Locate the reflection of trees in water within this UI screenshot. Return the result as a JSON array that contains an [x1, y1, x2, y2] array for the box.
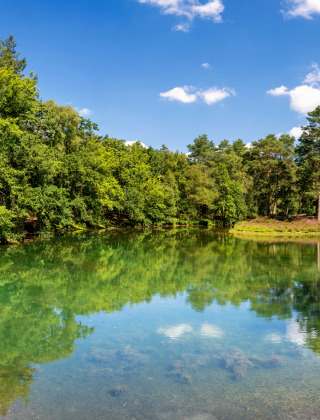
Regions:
[[1, 229, 320, 413], [0, 363, 34, 417]]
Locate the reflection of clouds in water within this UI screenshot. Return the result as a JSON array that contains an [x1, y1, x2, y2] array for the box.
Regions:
[[265, 320, 317, 347], [286, 320, 306, 346], [157, 323, 223, 340], [265, 333, 282, 344], [157, 324, 193, 340], [200, 324, 223, 338], [286, 319, 316, 346]]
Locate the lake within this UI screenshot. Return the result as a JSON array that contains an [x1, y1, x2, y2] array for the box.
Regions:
[[1, 228, 320, 419]]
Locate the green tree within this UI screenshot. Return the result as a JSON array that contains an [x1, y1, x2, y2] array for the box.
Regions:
[[0, 35, 26, 73], [185, 164, 217, 217], [248, 134, 297, 217], [296, 106, 320, 219], [187, 134, 215, 165], [213, 164, 246, 224]]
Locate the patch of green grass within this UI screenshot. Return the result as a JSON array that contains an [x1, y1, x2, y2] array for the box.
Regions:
[[231, 217, 320, 235]]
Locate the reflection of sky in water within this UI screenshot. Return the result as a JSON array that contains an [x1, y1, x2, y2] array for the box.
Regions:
[[200, 323, 223, 338], [157, 324, 193, 340], [265, 319, 317, 346], [157, 323, 223, 340]]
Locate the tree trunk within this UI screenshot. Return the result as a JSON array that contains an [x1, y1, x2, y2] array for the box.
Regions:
[[272, 199, 277, 216], [318, 192, 320, 221], [267, 193, 271, 216]]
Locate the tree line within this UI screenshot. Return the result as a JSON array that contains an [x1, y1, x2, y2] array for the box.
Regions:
[[0, 36, 320, 242]]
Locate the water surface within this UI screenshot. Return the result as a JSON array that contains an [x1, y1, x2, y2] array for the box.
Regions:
[[1, 229, 320, 419]]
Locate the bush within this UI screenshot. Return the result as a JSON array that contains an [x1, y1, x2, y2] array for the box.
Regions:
[[0, 206, 15, 243]]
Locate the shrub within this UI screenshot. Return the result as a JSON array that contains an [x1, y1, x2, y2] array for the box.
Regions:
[[0, 206, 15, 243]]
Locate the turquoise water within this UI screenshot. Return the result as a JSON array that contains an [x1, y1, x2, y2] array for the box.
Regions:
[[1, 229, 320, 419]]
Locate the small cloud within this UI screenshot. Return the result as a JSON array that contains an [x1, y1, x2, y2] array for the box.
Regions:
[[267, 64, 320, 115], [267, 86, 289, 96], [125, 140, 148, 148], [200, 87, 235, 105], [288, 126, 303, 139], [282, 0, 320, 19], [160, 86, 197, 103], [157, 324, 193, 340], [173, 23, 190, 32], [78, 108, 92, 117], [276, 133, 283, 138], [201, 62, 212, 70]]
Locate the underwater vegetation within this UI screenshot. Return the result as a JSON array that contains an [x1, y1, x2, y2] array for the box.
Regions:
[[218, 349, 281, 380]]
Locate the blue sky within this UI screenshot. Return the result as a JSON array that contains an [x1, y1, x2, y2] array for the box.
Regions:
[[1, 0, 320, 151]]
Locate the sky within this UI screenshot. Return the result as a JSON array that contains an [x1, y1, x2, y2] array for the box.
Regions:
[[0, 0, 320, 151]]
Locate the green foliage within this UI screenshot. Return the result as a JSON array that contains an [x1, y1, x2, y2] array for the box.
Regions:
[[185, 164, 217, 216], [0, 67, 38, 119], [0, 35, 27, 73], [214, 164, 246, 224], [0, 206, 15, 243], [248, 134, 297, 217], [187, 134, 215, 164], [296, 106, 320, 217]]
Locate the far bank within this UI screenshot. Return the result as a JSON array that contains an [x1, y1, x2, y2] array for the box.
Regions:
[[231, 216, 320, 235]]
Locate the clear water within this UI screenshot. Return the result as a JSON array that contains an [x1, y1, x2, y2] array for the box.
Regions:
[[1, 229, 320, 419]]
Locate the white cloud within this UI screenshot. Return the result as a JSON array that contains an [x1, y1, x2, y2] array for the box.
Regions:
[[201, 62, 212, 69], [267, 64, 320, 114], [288, 85, 320, 114], [78, 108, 92, 117], [137, 0, 224, 29], [173, 22, 190, 31], [304, 63, 320, 86], [283, 0, 320, 19], [192, 0, 224, 21], [267, 85, 289, 96], [288, 126, 303, 139], [160, 86, 197, 103], [201, 87, 235, 105], [125, 140, 148, 148], [160, 85, 235, 105]]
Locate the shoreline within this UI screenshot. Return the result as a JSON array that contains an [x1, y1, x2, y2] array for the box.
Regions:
[[230, 216, 320, 236]]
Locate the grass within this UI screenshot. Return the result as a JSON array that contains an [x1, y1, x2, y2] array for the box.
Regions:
[[230, 216, 320, 235]]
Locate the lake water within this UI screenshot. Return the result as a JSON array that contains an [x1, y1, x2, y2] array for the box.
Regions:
[[1, 229, 320, 419]]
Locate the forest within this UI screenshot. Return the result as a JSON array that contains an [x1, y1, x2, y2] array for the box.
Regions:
[[1, 36, 320, 243]]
